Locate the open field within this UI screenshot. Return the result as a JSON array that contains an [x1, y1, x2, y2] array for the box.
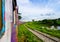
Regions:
[[25, 21, 60, 38]]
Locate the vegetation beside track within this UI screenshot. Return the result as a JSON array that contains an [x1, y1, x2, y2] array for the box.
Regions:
[[18, 24, 43, 42], [25, 21, 60, 39]]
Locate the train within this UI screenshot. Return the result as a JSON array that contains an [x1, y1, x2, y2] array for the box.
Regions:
[[0, 0, 18, 42]]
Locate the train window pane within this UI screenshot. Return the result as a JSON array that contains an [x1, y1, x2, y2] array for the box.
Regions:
[[0, 0, 2, 31], [0, 0, 5, 38]]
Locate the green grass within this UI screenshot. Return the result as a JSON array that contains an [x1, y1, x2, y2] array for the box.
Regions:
[[18, 24, 43, 42], [57, 20, 60, 24], [25, 22, 60, 39]]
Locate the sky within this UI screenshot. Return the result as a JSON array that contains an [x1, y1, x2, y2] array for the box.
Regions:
[[17, 0, 60, 21]]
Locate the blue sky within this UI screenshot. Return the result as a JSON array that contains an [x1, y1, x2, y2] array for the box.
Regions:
[[17, 0, 60, 21]]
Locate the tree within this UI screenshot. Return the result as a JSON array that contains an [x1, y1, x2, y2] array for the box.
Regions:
[[18, 16, 22, 19], [42, 19, 47, 23], [32, 19, 34, 22], [18, 13, 22, 19]]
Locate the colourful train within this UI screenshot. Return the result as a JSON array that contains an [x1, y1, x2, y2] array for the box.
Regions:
[[0, 0, 2, 31], [0, 0, 5, 38], [0, 0, 18, 42]]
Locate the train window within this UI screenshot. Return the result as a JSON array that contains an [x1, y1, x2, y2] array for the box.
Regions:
[[0, 0, 2, 32], [0, 0, 5, 38]]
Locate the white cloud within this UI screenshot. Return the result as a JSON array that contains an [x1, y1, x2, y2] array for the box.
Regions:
[[17, 0, 60, 21], [17, 0, 29, 4], [22, 7, 54, 14]]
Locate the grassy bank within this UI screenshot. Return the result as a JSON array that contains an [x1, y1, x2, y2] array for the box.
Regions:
[[25, 22, 60, 39], [18, 24, 43, 42]]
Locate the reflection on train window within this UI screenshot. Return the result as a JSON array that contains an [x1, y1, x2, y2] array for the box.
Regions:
[[0, 0, 2, 32], [0, 0, 5, 38]]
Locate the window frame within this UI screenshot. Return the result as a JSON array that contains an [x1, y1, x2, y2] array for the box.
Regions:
[[0, 0, 5, 38]]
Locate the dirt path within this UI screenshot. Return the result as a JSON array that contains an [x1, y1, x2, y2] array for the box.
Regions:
[[26, 28, 60, 42]]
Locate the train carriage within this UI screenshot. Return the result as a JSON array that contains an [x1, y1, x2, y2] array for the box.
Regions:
[[0, 0, 18, 42]]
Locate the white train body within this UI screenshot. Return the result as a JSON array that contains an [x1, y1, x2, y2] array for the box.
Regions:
[[0, 0, 18, 42]]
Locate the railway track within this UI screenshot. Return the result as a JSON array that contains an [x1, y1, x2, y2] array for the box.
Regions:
[[24, 25, 60, 42]]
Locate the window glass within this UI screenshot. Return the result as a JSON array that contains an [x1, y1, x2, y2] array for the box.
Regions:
[[0, 0, 5, 38], [0, 0, 2, 31]]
